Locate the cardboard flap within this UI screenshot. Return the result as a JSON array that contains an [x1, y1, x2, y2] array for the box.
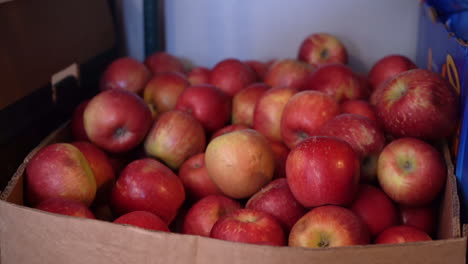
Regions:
[[0, 0, 115, 110], [438, 142, 461, 239]]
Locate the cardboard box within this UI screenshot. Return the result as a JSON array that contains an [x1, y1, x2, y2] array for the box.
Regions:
[[416, 2, 468, 221], [0, 123, 465, 263], [0, 1, 466, 263]]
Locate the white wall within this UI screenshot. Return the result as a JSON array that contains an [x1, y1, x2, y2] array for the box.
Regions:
[[164, 0, 420, 73], [115, 0, 145, 61]]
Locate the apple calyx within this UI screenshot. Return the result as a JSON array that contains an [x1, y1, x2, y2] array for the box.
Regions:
[[113, 127, 128, 139], [318, 232, 331, 248], [397, 157, 415, 173], [296, 131, 309, 141], [320, 49, 329, 60]]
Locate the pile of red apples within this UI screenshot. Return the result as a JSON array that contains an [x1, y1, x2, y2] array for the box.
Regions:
[[26, 32, 459, 248]]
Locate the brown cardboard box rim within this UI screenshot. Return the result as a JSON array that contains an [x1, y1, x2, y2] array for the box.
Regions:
[[0, 122, 466, 264], [0, 0, 466, 262]]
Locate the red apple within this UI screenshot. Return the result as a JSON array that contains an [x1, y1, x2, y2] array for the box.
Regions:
[[303, 64, 368, 102], [205, 129, 275, 199], [143, 71, 189, 115], [375, 69, 459, 140], [232, 82, 269, 127], [209, 58, 256, 96], [83, 89, 153, 153], [358, 74, 373, 95], [369, 81, 385, 106], [399, 204, 438, 236], [114, 211, 170, 232], [144, 110, 206, 170], [350, 184, 399, 237], [71, 141, 115, 204], [210, 208, 286, 246], [187, 66, 211, 85], [253, 86, 298, 142], [246, 178, 306, 232], [340, 99, 379, 124], [317, 114, 385, 158], [210, 124, 250, 141], [316, 114, 385, 183], [244, 60, 268, 81], [289, 205, 369, 248], [269, 140, 289, 179], [368, 54, 417, 90], [26, 143, 96, 206], [280, 90, 340, 149], [111, 158, 185, 224], [175, 84, 232, 133], [183, 195, 242, 237], [375, 225, 432, 244], [178, 153, 223, 201], [144, 51, 185, 74], [297, 33, 348, 67], [286, 136, 360, 207], [377, 137, 446, 206], [36, 198, 95, 219], [70, 100, 90, 141], [264, 59, 314, 90], [100, 57, 152, 94]]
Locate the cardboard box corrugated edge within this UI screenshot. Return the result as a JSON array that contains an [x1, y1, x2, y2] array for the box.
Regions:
[[0, 124, 465, 264]]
